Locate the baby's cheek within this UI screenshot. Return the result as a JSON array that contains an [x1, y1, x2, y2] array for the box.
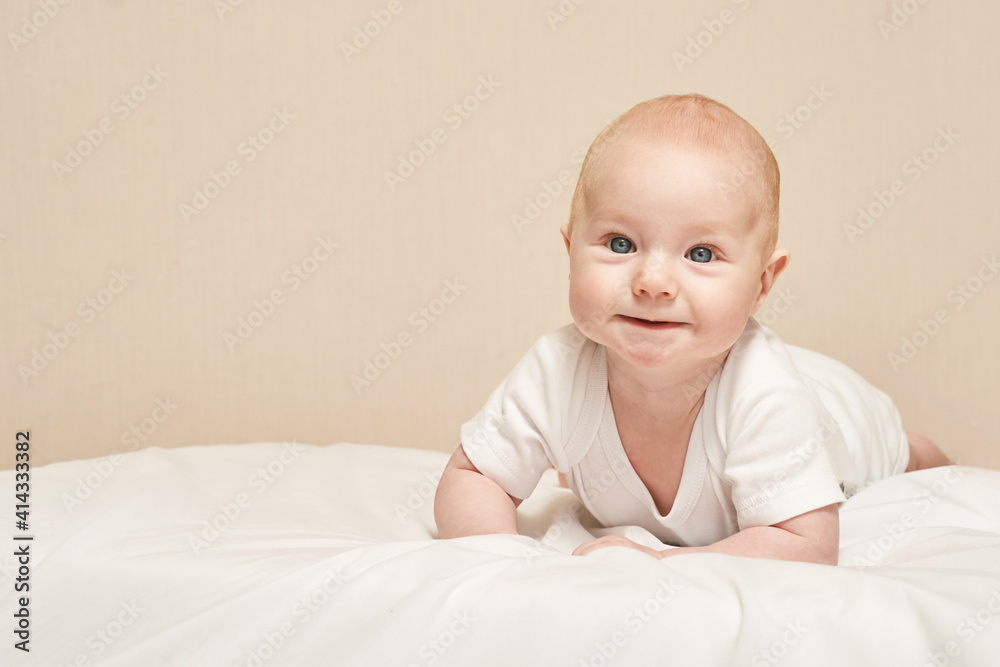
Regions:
[[568, 295, 597, 339], [699, 288, 748, 333]]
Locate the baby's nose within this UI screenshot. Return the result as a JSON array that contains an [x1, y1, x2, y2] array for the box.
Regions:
[[634, 254, 677, 297]]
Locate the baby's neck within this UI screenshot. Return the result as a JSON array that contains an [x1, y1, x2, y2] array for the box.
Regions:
[[606, 353, 727, 425]]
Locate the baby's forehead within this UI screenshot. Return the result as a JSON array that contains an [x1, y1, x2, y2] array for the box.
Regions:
[[587, 132, 757, 206], [602, 120, 757, 167], [587, 133, 771, 237]]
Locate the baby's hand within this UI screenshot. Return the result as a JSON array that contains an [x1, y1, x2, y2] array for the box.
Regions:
[[573, 535, 664, 559]]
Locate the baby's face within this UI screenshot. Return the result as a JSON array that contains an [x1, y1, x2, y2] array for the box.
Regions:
[[562, 137, 774, 373]]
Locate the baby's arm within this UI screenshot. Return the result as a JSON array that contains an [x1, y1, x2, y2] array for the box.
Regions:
[[664, 504, 840, 564], [573, 504, 840, 565], [434, 444, 522, 538]]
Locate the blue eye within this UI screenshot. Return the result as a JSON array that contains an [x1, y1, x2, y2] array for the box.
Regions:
[[688, 246, 713, 263], [609, 237, 634, 254]]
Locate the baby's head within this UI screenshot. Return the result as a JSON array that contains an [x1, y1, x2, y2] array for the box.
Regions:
[[566, 94, 780, 264], [560, 94, 789, 371]]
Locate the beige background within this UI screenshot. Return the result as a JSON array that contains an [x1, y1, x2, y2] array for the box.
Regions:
[[2, 1, 998, 470]]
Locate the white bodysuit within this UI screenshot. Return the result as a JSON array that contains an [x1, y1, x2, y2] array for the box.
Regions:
[[460, 318, 910, 547]]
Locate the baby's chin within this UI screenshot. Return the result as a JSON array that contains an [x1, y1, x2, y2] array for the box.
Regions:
[[613, 340, 685, 366], [605, 329, 739, 375]]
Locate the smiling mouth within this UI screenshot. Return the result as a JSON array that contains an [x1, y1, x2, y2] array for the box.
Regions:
[[619, 316, 686, 329]]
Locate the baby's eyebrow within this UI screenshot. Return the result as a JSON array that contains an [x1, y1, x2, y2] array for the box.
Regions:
[[586, 207, 636, 226], [586, 210, 742, 241], [682, 219, 737, 236]]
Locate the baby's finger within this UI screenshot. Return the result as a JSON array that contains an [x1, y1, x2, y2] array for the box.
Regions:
[[572, 535, 626, 556]]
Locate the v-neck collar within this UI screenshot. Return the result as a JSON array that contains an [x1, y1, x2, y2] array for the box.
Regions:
[[594, 344, 712, 524]]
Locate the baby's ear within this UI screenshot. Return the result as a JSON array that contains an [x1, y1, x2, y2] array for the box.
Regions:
[[560, 223, 571, 254], [753, 248, 790, 311]]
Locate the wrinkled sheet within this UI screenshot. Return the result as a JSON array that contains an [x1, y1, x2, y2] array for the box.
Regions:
[[2, 442, 999, 666]]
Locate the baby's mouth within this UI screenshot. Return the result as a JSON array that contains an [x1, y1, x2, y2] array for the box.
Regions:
[[619, 315, 686, 329]]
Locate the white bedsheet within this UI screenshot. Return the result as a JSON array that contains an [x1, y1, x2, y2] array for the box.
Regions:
[[2, 442, 999, 666]]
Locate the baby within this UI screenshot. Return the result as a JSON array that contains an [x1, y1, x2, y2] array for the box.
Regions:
[[433, 94, 950, 564]]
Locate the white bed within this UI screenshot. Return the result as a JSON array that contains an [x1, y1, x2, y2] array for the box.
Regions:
[[2, 442, 999, 666]]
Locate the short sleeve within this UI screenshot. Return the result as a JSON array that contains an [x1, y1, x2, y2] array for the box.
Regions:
[[459, 332, 578, 500], [723, 380, 848, 529]]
